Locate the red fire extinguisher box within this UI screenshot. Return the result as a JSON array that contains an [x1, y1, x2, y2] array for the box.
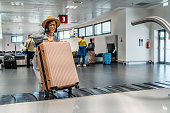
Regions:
[[146, 41, 150, 48]]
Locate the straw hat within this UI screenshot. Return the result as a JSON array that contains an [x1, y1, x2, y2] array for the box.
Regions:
[[42, 16, 61, 28]]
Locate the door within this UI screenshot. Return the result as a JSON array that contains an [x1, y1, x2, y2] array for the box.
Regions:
[[158, 30, 170, 64], [166, 32, 170, 63], [158, 30, 165, 63]]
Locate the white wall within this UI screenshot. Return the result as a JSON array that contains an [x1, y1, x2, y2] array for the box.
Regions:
[[2, 34, 28, 51], [62, 8, 126, 58], [151, 4, 170, 62], [112, 9, 126, 61], [63, 8, 152, 62], [63, 38, 79, 51], [0, 14, 2, 51], [0, 39, 2, 51], [63, 35, 109, 54], [2, 23, 41, 51], [126, 8, 151, 62]]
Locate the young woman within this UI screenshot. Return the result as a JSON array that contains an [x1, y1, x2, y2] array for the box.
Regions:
[[31, 16, 61, 91], [32, 16, 61, 44]]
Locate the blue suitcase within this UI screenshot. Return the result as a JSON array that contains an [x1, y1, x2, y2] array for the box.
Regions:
[[103, 53, 111, 64]]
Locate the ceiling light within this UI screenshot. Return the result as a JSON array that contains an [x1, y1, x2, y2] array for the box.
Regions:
[[15, 2, 20, 6], [163, 2, 168, 6], [66, 6, 77, 9], [66, 6, 70, 8], [163, 0, 168, 2], [162, 0, 168, 6], [20, 3, 24, 6], [11, 2, 24, 6], [11, 2, 14, 6], [70, 6, 74, 8], [73, 6, 77, 9]]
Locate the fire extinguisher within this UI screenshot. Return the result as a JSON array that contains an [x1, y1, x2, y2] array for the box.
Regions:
[[146, 41, 150, 48]]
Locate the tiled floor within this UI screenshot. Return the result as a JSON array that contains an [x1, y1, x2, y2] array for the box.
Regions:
[[0, 63, 170, 95]]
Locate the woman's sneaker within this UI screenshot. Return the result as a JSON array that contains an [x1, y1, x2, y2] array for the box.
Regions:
[[83, 64, 86, 67], [77, 65, 81, 67]]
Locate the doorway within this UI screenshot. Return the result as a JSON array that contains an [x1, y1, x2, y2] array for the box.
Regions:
[[158, 29, 170, 64]]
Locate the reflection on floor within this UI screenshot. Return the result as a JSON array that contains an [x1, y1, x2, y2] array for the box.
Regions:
[[0, 81, 170, 106]]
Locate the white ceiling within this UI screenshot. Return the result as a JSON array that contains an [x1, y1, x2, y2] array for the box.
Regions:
[[0, 0, 164, 35]]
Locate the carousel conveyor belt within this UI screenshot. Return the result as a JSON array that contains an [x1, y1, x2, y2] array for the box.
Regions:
[[1, 81, 170, 106]]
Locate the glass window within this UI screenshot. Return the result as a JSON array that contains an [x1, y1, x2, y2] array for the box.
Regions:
[[58, 31, 64, 40], [70, 28, 78, 38], [102, 21, 111, 34], [64, 30, 70, 39], [11, 36, 23, 43], [11, 36, 17, 43], [94, 23, 101, 35], [74, 28, 78, 38], [17, 36, 23, 42], [79, 27, 85, 37], [85, 25, 93, 36]]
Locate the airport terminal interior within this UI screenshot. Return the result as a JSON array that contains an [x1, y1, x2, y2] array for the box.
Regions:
[[1, 0, 170, 113]]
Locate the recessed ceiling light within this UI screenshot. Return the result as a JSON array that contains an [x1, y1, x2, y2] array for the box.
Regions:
[[66, 6, 77, 9], [73, 6, 77, 9], [21, 3, 24, 6], [11, 2, 24, 6], [15, 2, 20, 6], [66, 6, 70, 8], [70, 6, 74, 8], [11, 2, 14, 6]]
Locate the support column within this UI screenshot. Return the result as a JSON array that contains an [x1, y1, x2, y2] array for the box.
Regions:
[[0, 14, 2, 50]]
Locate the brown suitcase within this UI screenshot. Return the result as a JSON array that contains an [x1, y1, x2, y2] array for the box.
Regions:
[[36, 42, 79, 92]]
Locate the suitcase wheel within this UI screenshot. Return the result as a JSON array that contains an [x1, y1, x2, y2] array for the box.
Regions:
[[75, 82, 80, 89]]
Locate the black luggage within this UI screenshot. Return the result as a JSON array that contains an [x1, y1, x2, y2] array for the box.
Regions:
[[4, 54, 17, 69]]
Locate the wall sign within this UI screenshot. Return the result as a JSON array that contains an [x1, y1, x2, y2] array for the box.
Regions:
[[139, 39, 143, 46], [58, 15, 68, 24]]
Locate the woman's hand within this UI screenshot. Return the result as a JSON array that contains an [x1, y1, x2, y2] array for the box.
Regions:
[[46, 37, 54, 42]]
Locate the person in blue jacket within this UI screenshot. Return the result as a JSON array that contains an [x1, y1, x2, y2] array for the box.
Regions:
[[77, 36, 87, 67]]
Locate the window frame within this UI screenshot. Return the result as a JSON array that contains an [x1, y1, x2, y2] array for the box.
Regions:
[[85, 25, 93, 37], [94, 22, 102, 36], [58, 31, 64, 40], [101, 20, 111, 35], [63, 30, 70, 39], [11, 36, 23, 43], [69, 28, 79, 38], [78, 27, 85, 38]]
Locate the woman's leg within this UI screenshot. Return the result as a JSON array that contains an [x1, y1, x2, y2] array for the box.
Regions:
[[32, 53, 42, 92], [77, 56, 81, 67], [78, 56, 81, 64], [82, 56, 86, 67], [82, 56, 85, 64]]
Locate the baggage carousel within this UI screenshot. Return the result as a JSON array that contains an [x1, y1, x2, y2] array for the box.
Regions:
[[0, 85, 170, 113], [1, 81, 170, 106]]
